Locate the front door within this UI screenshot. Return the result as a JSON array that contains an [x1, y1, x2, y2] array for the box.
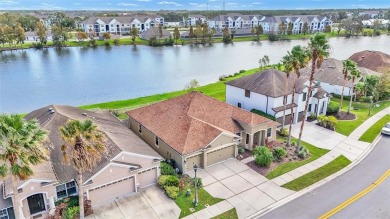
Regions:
[[27, 194, 46, 215]]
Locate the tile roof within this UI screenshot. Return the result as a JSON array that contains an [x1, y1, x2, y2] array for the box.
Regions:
[[127, 92, 276, 155], [349, 50, 390, 72], [140, 27, 171, 40]]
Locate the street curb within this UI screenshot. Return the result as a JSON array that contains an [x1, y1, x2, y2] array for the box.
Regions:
[[246, 134, 382, 219]]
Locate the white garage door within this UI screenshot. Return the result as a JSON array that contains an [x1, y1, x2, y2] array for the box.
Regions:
[[138, 167, 157, 188], [207, 145, 235, 166], [88, 176, 135, 206]]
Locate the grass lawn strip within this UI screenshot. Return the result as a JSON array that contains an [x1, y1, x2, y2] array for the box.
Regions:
[[266, 136, 329, 179], [359, 114, 390, 143], [331, 98, 390, 136], [175, 186, 223, 218], [211, 208, 238, 219], [281, 155, 351, 191]]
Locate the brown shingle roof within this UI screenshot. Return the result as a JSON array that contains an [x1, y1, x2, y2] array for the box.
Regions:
[[349, 50, 390, 72], [127, 92, 276, 155]]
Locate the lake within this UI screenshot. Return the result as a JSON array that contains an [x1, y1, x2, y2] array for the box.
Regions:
[[1, 35, 389, 113]]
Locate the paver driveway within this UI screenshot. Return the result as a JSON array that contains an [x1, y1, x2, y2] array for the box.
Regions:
[[188, 159, 295, 219], [86, 184, 180, 219]]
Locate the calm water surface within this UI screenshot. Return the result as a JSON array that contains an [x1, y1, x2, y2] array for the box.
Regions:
[[1, 35, 389, 113]]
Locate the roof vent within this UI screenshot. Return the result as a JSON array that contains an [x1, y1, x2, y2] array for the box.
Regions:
[[328, 66, 336, 68], [361, 56, 365, 58], [82, 113, 88, 116], [48, 107, 53, 111], [49, 109, 55, 114]]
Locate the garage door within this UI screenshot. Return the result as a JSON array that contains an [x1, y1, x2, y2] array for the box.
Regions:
[[277, 112, 305, 125], [138, 167, 157, 188], [185, 154, 202, 172], [88, 176, 135, 206], [207, 145, 235, 166]]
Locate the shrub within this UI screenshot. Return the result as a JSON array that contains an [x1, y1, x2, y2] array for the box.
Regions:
[[268, 34, 279, 41], [331, 93, 351, 101], [32, 42, 44, 49], [308, 114, 317, 120], [317, 114, 328, 127], [327, 116, 338, 129], [160, 175, 179, 187], [164, 186, 179, 199], [327, 101, 339, 114], [113, 39, 120, 45], [298, 146, 310, 159], [239, 70, 246, 73], [104, 41, 110, 46], [219, 75, 227, 81], [238, 146, 245, 154], [55, 196, 79, 207], [374, 30, 381, 36], [65, 206, 79, 219], [253, 146, 273, 167], [279, 127, 289, 137], [273, 147, 287, 161], [161, 162, 176, 175], [89, 39, 97, 47]]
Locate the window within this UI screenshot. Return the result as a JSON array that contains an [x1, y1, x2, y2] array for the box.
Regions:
[[245, 90, 251, 98], [56, 181, 77, 199], [245, 133, 249, 144], [302, 92, 307, 101], [309, 104, 312, 112], [155, 136, 159, 146], [237, 103, 242, 108], [138, 123, 142, 134], [267, 128, 272, 137]]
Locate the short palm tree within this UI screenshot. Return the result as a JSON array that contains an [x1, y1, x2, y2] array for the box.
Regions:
[[0, 114, 49, 219], [281, 55, 294, 129], [287, 46, 311, 148], [339, 59, 357, 113], [347, 67, 362, 114], [60, 119, 107, 219], [297, 33, 330, 148]]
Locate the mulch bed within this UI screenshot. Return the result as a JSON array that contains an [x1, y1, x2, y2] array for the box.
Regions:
[[236, 150, 252, 161], [245, 141, 308, 176], [332, 111, 357, 121]]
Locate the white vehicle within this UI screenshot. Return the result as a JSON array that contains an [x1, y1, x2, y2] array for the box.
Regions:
[[381, 123, 390, 135]]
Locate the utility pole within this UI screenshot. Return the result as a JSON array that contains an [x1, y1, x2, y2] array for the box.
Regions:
[[223, 1, 225, 11]]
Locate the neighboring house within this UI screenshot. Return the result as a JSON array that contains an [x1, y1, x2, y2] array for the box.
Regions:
[[362, 19, 389, 27], [359, 10, 383, 19], [25, 31, 53, 42], [184, 15, 208, 26], [126, 92, 279, 173], [208, 13, 264, 30], [271, 15, 332, 34], [139, 27, 171, 40], [226, 69, 330, 125], [349, 50, 390, 72], [0, 105, 162, 218], [80, 15, 164, 36], [300, 58, 381, 96]]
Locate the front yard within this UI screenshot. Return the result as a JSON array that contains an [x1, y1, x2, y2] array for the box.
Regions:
[[359, 114, 390, 143], [330, 98, 390, 136]]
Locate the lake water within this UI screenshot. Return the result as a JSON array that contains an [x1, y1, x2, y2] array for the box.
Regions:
[[1, 35, 390, 113]]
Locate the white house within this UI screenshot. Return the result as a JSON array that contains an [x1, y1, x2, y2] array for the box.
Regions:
[[226, 69, 330, 125], [184, 15, 208, 26], [208, 13, 264, 30], [300, 58, 380, 97]]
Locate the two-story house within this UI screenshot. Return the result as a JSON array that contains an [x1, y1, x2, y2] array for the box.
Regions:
[[184, 15, 208, 26]]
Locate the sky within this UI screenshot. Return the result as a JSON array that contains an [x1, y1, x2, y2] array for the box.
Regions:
[[0, 0, 389, 11]]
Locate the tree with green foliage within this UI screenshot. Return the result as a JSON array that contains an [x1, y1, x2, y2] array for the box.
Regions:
[[0, 114, 49, 219], [337, 23, 344, 35], [173, 27, 180, 45], [102, 32, 111, 40], [377, 71, 390, 100], [60, 120, 107, 219], [184, 79, 199, 91], [0, 26, 5, 47], [253, 25, 263, 41], [14, 25, 25, 47], [259, 55, 270, 68], [347, 67, 361, 114], [189, 26, 194, 42], [3, 26, 15, 47], [297, 33, 330, 149], [339, 59, 357, 112], [278, 22, 287, 35], [76, 32, 88, 42], [34, 21, 47, 45], [131, 27, 139, 44], [302, 22, 309, 35], [52, 24, 69, 48], [281, 54, 293, 130], [324, 25, 331, 33], [222, 26, 231, 44], [287, 22, 293, 35]]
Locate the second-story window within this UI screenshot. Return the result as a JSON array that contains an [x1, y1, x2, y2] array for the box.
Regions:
[[155, 136, 159, 146], [138, 123, 142, 134], [245, 90, 251, 98], [302, 92, 307, 101]]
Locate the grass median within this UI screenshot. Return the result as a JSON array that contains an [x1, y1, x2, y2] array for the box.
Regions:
[[281, 155, 351, 191], [359, 114, 390, 143], [211, 208, 238, 219]]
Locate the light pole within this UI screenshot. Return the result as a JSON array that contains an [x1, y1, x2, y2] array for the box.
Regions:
[[193, 164, 198, 207], [368, 96, 373, 116]]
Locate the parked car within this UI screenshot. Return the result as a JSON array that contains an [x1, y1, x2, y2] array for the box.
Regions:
[[381, 123, 390, 135]]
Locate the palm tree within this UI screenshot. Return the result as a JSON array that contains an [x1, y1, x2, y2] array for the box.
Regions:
[[297, 33, 330, 149], [0, 114, 49, 219], [281, 55, 294, 130], [60, 119, 107, 219], [347, 67, 362, 114], [287, 46, 311, 147], [339, 59, 356, 113]]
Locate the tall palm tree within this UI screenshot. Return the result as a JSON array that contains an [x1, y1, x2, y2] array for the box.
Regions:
[[297, 33, 330, 149], [60, 119, 107, 219], [347, 67, 362, 114], [339, 59, 357, 113], [281, 55, 294, 129], [0, 114, 49, 219], [287, 46, 311, 147]]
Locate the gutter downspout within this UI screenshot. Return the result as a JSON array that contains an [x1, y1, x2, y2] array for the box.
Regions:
[[266, 96, 269, 114]]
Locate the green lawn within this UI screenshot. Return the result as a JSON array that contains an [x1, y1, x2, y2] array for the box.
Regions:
[[331, 98, 390, 136], [282, 155, 351, 191], [359, 114, 390, 143], [175, 187, 223, 218], [81, 67, 263, 118], [211, 208, 238, 219], [265, 136, 329, 179]]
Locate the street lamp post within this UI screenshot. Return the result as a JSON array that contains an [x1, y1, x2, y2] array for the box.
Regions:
[[193, 164, 198, 207], [368, 96, 373, 116]]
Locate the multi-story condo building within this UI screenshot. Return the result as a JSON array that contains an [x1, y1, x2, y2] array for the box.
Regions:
[[208, 13, 264, 30], [184, 15, 208, 26]]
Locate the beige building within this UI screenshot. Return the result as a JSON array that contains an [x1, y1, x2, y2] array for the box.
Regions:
[[127, 92, 279, 174], [0, 105, 162, 219]]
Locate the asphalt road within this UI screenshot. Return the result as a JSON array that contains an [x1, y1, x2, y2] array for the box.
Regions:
[[260, 135, 390, 219]]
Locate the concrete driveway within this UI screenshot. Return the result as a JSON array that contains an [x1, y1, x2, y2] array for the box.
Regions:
[[188, 159, 295, 219], [86, 185, 180, 219]]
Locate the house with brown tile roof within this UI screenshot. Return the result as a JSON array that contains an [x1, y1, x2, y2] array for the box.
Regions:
[[226, 69, 330, 126], [126, 92, 279, 173], [1, 105, 162, 219], [349, 50, 390, 73]]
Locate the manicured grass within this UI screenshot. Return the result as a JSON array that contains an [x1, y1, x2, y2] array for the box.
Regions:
[[331, 98, 390, 136], [282, 155, 351, 191], [266, 136, 329, 179], [81, 67, 263, 117], [359, 114, 390, 143], [175, 187, 223, 218], [211, 208, 238, 219]]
